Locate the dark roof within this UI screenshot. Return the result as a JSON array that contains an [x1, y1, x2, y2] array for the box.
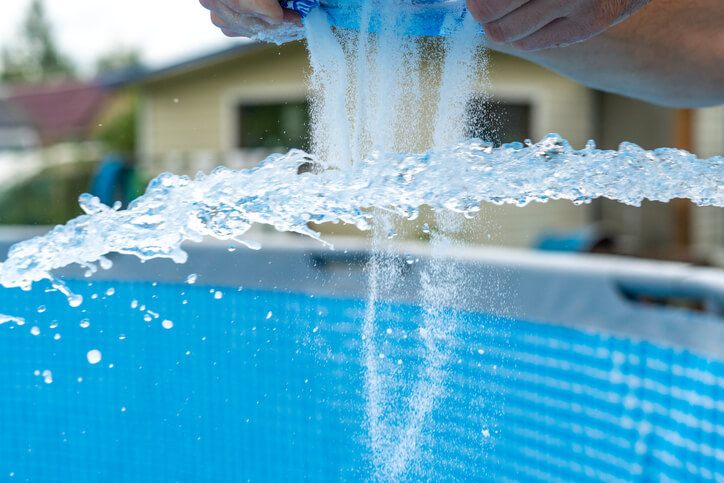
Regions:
[[9, 81, 108, 144]]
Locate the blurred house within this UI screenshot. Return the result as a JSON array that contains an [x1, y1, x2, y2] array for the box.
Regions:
[[130, 41, 724, 264]]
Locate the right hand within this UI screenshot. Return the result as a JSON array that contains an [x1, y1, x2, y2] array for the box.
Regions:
[[199, 0, 303, 40]]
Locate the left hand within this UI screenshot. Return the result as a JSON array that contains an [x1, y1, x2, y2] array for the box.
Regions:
[[467, 0, 653, 50]]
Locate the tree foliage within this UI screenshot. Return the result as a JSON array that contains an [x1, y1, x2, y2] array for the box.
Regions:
[[0, 0, 75, 84]]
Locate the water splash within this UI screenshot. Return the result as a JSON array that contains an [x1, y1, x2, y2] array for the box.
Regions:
[[0, 134, 721, 292]]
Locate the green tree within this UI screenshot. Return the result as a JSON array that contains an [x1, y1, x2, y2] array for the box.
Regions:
[[95, 47, 143, 76], [0, 0, 75, 84]]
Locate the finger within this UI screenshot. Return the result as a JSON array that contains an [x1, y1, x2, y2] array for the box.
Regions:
[[282, 7, 302, 27], [221, 28, 244, 37], [222, 0, 284, 23], [210, 11, 232, 29], [466, 0, 530, 24], [483, 0, 574, 43], [510, 17, 592, 51]]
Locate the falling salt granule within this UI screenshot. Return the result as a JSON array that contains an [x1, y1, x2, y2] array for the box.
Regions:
[[185, 274, 197, 285], [162, 320, 174, 330], [30, 327, 40, 336], [214, 291, 223, 300], [87, 350, 102, 364]]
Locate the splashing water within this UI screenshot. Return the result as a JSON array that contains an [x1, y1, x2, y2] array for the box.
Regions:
[[0, 135, 721, 293]]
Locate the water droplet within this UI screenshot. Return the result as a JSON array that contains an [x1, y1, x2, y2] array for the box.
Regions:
[[30, 327, 40, 336], [105, 288, 115, 296], [53, 334, 61, 340], [173, 98, 179, 103], [119, 334, 126, 340], [37, 305, 46, 313], [77, 377, 83, 383], [144, 314, 152, 322], [162, 320, 174, 330], [386, 328, 393, 335], [477, 348, 485, 355], [482, 429, 490, 438], [186, 274, 197, 285], [214, 291, 223, 300], [91, 293, 98, 300], [130, 300, 138, 309], [49, 322, 58, 329], [312, 326, 318, 333], [80, 319, 90, 328], [228, 245, 236, 252], [121, 407, 126, 412], [34, 370, 40, 376], [87, 350, 102, 364], [265, 311, 272, 320], [42, 370, 53, 384], [405, 254, 415, 265], [68, 294, 83, 308], [387, 229, 397, 239], [422, 223, 430, 234]]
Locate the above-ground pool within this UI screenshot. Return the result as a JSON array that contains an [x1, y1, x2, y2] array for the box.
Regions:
[[2, 229, 724, 481]]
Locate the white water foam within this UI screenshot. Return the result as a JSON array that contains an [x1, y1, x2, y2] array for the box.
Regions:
[[1, 135, 720, 292]]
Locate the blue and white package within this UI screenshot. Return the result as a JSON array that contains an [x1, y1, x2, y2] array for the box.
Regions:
[[280, 0, 320, 17], [280, 0, 484, 37]]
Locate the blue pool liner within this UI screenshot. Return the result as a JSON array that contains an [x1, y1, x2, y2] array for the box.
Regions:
[[280, 0, 484, 37]]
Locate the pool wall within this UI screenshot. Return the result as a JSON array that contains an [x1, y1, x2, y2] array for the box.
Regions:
[[1, 229, 724, 481]]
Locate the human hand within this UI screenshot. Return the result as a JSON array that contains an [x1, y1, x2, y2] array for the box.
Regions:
[[199, 0, 303, 42], [467, 0, 652, 50]]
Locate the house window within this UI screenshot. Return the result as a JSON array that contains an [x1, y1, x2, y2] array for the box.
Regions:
[[237, 101, 311, 151], [466, 97, 531, 145]]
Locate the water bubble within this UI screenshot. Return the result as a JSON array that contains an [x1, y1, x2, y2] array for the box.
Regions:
[[185, 274, 197, 285], [105, 288, 115, 296], [214, 291, 223, 300], [162, 320, 174, 330], [30, 326, 40, 336], [68, 294, 83, 308], [79, 319, 90, 328], [37, 305, 46, 313], [87, 350, 102, 365]]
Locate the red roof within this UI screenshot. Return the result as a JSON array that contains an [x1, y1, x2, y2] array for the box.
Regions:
[[9, 81, 108, 145]]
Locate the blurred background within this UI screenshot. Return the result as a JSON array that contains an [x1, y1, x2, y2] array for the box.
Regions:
[[0, 0, 722, 265]]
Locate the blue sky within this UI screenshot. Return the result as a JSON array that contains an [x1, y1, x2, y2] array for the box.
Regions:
[[0, 0, 248, 73]]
